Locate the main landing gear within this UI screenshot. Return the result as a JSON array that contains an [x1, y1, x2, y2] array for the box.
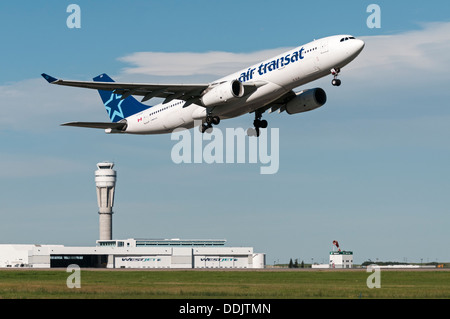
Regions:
[[200, 115, 220, 133], [331, 68, 341, 86], [247, 111, 268, 137], [199, 112, 268, 138]]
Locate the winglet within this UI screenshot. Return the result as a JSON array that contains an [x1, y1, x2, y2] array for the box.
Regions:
[[41, 73, 58, 83]]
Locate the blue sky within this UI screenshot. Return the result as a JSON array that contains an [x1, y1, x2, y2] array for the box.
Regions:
[[1, 0, 450, 265]]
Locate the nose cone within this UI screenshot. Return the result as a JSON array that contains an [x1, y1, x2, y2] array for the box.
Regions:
[[354, 39, 365, 55], [345, 38, 365, 61]]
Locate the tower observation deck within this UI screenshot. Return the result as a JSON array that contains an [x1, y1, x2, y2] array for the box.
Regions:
[[95, 162, 116, 241]]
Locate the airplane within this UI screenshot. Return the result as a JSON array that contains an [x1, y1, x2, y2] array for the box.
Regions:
[[42, 35, 364, 137]]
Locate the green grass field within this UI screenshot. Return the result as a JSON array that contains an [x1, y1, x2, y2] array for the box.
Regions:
[[1, 269, 450, 299]]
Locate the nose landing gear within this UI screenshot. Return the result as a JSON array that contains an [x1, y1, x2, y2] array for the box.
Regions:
[[331, 68, 341, 86]]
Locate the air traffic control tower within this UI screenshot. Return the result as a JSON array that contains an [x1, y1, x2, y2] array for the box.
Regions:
[[95, 162, 117, 241]]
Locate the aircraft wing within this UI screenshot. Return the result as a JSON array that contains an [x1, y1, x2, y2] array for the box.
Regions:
[[42, 73, 264, 105], [42, 73, 208, 103]]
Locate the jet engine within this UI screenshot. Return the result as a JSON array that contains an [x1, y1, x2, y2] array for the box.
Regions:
[[201, 80, 244, 107], [285, 88, 327, 114]]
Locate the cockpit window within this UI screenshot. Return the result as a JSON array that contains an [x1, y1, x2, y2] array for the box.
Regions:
[[340, 36, 356, 42]]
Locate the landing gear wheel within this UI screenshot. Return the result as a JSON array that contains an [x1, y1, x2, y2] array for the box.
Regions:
[[260, 119, 268, 128], [212, 116, 220, 125], [253, 119, 268, 129], [201, 123, 213, 133], [332, 79, 341, 86], [201, 115, 220, 133]]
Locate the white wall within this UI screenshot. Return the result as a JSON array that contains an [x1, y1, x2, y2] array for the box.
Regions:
[[0, 244, 265, 269], [0, 245, 30, 267]]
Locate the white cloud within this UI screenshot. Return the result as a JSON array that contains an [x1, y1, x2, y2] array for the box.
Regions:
[[349, 21, 450, 76], [117, 48, 290, 77], [117, 21, 450, 82]]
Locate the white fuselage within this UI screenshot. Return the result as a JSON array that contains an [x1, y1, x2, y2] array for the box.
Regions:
[[124, 35, 364, 134]]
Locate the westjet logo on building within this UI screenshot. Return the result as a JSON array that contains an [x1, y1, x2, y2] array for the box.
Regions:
[[200, 258, 238, 262], [121, 257, 161, 262]]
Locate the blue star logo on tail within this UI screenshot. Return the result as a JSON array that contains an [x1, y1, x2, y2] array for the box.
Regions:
[[104, 93, 125, 122]]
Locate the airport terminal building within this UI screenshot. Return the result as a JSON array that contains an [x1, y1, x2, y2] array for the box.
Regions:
[[0, 163, 266, 269], [0, 238, 265, 269]]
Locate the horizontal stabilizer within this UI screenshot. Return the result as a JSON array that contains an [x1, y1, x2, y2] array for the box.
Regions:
[[61, 122, 127, 130]]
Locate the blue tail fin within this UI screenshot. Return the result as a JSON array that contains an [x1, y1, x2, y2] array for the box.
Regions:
[[94, 74, 150, 123]]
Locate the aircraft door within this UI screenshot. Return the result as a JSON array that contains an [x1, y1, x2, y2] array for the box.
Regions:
[[320, 40, 329, 54]]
